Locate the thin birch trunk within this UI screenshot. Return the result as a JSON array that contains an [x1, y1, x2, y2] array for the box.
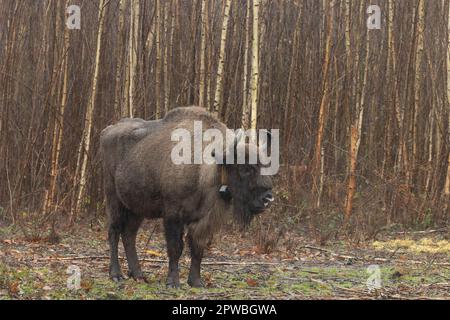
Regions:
[[155, 0, 162, 118], [249, 0, 260, 130], [411, 0, 425, 187], [241, 0, 251, 129], [45, 14, 70, 216], [73, 0, 106, 219], [113, 0, 127, 118], [213, 0, 232, 115], [314, 0, 334, 208], [445, 1, 450, 195], [128, 0, 139, 118], [345, 2, 370, 220], [382, 0, 395, 177], [199, 0, 208, 109], [283, 4, 302, 150], [164, 0, 174, 114]]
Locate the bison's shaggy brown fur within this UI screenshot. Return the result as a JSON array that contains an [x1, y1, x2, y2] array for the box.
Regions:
[[100, 106, 273, 287]]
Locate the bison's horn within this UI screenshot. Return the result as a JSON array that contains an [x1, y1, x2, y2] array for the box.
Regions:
[[260, 129, 272, 151]]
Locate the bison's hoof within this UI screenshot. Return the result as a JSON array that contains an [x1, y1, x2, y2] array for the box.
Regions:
[[128, 271, 149, 283], [110, 274, 125, 283], [188, 278, 204, 288], [166, 278, 181, 289]]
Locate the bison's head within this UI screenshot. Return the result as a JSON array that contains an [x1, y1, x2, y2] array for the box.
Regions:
[[218, 131, 275, 225]]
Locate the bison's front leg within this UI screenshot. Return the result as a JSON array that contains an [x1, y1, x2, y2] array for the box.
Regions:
[[187, 233, 205, 288], [106, 193, 125, 282], [164, 216, 184, 288]]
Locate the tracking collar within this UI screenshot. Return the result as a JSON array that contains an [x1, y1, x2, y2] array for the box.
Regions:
[[219, 166, 232, 201]]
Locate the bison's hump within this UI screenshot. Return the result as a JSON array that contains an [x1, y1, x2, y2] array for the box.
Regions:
[[163, 106, 220, 124], [101, 118, 152, 142]]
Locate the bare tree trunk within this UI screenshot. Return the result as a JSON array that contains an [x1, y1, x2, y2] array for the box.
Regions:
[[73, 0, 107, 220], [445, 0, 450, 195], [164, 0, 174, 113], [45, 4, 70, 217], [213, 0, 232, 116], [144, 2, 156, 119], [314, 0, 334, 208], [382, 0, 396, 178], [345, 1, 370, 221], [283, 4, 302, 157], [411, 0, 425, 188], [241, 0, 251, 129], [155, 0, 162, 118], [206, 0, 214, 111], [199, 0, 208, 109], [249, 0, 260, 130], [426, 102, 435, 193], [114, 0, 127, 118], [128, 0, 140, 118]]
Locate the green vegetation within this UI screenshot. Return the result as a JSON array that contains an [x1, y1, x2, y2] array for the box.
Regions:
[[1, 260, 448, 300]]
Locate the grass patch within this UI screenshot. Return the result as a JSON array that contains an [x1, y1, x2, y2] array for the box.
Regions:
[[373, 238, 450, 255]]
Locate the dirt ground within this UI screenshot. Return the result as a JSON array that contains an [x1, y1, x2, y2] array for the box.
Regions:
[[0, 221, 449, 300]]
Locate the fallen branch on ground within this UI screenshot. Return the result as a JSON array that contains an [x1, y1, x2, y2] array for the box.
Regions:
[[37, 255, 281, 266], [394, 228, 448, 235]]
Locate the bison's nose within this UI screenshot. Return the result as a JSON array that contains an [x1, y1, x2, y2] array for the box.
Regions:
[[262, 191, 274, 207]]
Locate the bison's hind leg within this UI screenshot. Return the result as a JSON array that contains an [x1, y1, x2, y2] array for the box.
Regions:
[[105, 170, 126, 282], [186, 227, 207, 288], [108, 214, 125, 282], [121, 212, 146, 282]]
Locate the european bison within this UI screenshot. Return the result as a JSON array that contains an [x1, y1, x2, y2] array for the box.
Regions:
[[100, 106, 274, 287]]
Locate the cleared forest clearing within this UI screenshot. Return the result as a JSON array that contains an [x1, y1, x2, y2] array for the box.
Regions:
[[1, 0, 450, 302], [1, 223, 448, 300]]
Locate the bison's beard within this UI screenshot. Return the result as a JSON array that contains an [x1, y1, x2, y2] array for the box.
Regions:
[[232, 199, 255, 226]]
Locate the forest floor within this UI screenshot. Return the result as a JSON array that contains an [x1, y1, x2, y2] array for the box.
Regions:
[[0, 220, 449, 300]]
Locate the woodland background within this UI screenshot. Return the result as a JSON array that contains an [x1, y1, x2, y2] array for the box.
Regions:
[[0, 0, 449, 240]]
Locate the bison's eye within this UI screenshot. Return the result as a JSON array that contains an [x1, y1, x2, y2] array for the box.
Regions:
[[238, 165, 257, 178]]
